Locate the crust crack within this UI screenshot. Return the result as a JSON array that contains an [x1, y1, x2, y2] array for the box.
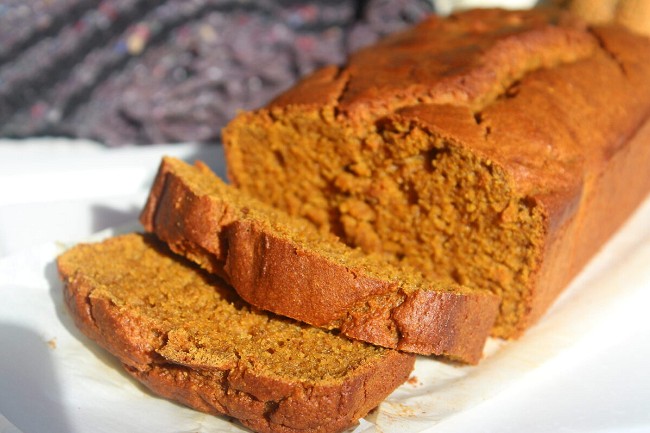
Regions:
[[589, 27, 627, 76]]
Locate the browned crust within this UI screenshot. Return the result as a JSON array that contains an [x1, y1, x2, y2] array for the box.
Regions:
[[267, 8, 597, 121], [225, 219, 499, 364], [529, 25, 650, 329], [524, 101, 650, 331], [57, 235, 415, 433], [140, 157, 498, 364], [126, 351, 412, 433], [140, 159, 232, 279]]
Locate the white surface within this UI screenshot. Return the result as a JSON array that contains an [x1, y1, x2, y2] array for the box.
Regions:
[[0, 139, 226, 257], [432, 0, 538, 15], [1, 139, 650, 433]]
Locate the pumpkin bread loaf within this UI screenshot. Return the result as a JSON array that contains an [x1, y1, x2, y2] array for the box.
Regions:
[[57, 233, 415, 433], [222, 8, 650, 338], [141, 157, 499, 363]]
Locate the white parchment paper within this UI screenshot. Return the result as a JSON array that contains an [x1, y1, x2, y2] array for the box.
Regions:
[[1, 194, 650, 433]]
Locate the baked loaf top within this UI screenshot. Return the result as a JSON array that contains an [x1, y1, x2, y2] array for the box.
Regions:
[[257, 7, 650, 200], [57, 233, 414, 433], [223, 8, 650, 338], [141, 157, 499, 363]]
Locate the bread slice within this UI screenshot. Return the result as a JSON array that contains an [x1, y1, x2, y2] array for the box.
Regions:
[[57, 233, 414, 433], [222, 8, 650, 338], [140, 157, 499, 364]]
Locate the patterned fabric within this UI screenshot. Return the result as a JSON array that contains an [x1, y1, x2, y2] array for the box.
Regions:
[[0, 0, 434, 145]]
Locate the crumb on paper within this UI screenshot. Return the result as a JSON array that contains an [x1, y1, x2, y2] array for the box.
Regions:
[[387, 402, 417, 417], [407, 375, 420, 386], [47, 337, 57, 349]]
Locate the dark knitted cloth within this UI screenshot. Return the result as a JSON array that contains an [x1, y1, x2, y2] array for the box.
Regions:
[[0, 0, 434, 146]]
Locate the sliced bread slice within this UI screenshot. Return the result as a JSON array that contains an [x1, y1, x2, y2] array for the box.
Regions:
[[57, 233, 414, 433], [140, 157, 499, 363]]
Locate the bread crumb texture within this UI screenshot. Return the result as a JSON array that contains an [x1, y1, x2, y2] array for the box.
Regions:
[[57, 234, 414, 433]]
